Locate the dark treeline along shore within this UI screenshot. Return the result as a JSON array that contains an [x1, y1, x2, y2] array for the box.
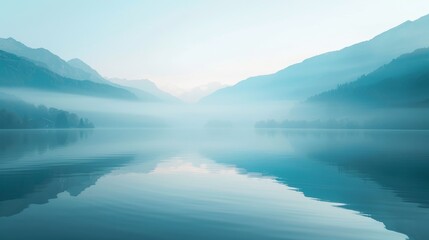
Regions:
[[0, 92, 93, 129]]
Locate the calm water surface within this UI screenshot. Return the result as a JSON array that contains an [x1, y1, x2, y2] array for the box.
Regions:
[[0, 129, 428, 240]]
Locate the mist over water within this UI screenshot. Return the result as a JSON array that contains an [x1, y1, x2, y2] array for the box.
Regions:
[[0, 129, 428, 240], [0, 88, 295, 128]]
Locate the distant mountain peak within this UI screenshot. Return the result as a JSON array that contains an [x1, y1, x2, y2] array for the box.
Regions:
[[0, 37, 30, 49], [0, 50, 138, 100], [4, 37, 19, 42], [0, 37, 108, 84], [109, 78, 180, 103], [0, 37, 54, 55], [68, 58, 86, 65], [4, 37, 18, 42], [67, 58, 94, 71]]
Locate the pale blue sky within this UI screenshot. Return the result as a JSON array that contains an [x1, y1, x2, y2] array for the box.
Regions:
[[1, 0, 429, 89]]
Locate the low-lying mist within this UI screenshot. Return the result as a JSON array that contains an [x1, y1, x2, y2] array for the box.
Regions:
[[256, 101, 429, 130], [2, 88, 296, 128]]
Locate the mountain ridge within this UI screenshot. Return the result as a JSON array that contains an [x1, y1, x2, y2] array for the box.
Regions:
[[0, 37, 106, 84], [308, 47, 429, 108], [109, 78, 181, 103], [202, 14, 429, 104], [0, 50, 138, 100], [67, 58, 109, 84]]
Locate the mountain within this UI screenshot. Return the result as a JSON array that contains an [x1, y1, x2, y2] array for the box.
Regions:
[[0, 50, 137, 100], [0, 38, 170, 102], [0, 37, 106, 84], [177, 82, 228, 103], [202, 14, 429, 104], [265, 48, 429, 129], [67, 58, 109, 84], [109, 78, 180, 103], [309, 48, 429, 108]]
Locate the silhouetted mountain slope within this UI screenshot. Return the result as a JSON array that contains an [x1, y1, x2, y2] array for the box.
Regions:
[[309, 48, 429, 108], [0, 50, 137, 100], [59, 60, 166, 102], [260, 49, 429, 129], [119, 86, 164, 102], [0, 38, 107, 84], [256, 48, 429, 129], [67, 58, 109, 84], [202, 14, 429, 103], [110, 78, 180, 103], [0, 38, 163, 101], [107, 80, 167, 102]]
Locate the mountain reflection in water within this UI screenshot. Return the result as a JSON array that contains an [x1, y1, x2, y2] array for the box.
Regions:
[[0, 129, 427, 240]]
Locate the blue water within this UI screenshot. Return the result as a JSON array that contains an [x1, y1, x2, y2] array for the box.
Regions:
[[0, 129, 428, 240]]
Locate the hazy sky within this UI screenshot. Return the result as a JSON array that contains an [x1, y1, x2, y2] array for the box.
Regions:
[[1, 0, 429, 90]]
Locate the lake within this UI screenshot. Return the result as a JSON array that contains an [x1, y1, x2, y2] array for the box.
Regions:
[[0, 129, 428, 240]]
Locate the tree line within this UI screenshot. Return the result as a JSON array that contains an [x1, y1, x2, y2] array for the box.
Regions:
[[0, 95, 94, 129]]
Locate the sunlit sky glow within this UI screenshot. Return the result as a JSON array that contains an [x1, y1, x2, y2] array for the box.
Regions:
[[1, 0, 429, 90]]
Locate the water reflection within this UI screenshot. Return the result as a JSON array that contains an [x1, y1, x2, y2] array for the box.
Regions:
[[204, 129, 429, 240], [0, 130, 134, 217], [0, 130, 90, 162], [0, 129, 427, 240]]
